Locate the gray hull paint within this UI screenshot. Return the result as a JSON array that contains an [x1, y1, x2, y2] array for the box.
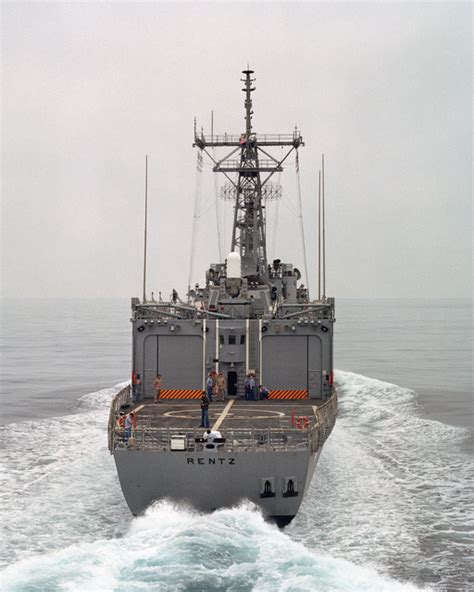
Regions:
[[114, 448, 322, 518], [111, 71, 338, 524]]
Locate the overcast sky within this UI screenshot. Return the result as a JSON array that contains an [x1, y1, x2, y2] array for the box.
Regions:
[[2, 1, 472, 300]]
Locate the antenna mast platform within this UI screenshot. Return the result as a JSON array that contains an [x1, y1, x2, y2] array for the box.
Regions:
[[194, 69, 304, 282]]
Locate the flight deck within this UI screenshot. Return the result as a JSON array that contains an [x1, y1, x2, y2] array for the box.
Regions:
[[127, 399, 320, 432]]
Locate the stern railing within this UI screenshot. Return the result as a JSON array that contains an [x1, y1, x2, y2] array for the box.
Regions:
[[107, 384, 131, 451], [108, 388, 338, 454], [311, 388, 338, 453]]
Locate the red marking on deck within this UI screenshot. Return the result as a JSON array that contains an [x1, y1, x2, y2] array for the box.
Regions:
[[269, 389, 308, 399], [160, 389, 202, 399]]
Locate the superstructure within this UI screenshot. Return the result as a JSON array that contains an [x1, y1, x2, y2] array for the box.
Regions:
[[108, 70, 337, 526]]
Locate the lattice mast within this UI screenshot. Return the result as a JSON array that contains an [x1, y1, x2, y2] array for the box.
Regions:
[[232, 70, 265, 279], [193, 69, 304, 282]]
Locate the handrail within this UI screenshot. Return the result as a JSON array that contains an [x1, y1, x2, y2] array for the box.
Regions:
[[108, 387, 337, 454], [112, 425, 311, 453], [312, 388, 338, 452], [198, 133, 299, 143], [107, 385, 131, 451], [215, 159, 283, 170]]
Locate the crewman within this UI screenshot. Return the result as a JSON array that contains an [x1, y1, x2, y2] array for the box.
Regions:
[[154, 374, 162, 403], [203, 428, 222, 441], [206, 372, 214, 402], [124, 413, 133, 443], [116, 411, 126, 432], [203, 428, 223, 450], [200, 391, 210, 428], [216, 372, 226, 402], [132, 373, 142, 403], [248, 372, 256, 401], [244, 374, 250, 400]]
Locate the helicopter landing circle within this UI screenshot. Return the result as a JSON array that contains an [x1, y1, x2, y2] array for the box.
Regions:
[[163, 409, 286, 420]]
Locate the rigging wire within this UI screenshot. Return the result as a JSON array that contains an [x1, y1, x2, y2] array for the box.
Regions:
[[223, 187, 227, 255], [269, 148, 283, 261], [222, 175, 234, 255], [270, 170, 281, 261], [188, 151, 203, 294], [198, 198, 219, 218], [211, 110, 224, 262], [280, 195, 300, 217], [295, 151, 310, 287], [214, 169, 223, 262], [197, 192, 217, 216]]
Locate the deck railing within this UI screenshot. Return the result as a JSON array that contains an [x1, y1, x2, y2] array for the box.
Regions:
[[108, 389, 337, 454], [112, 426, 311, 453], [311, 389, 338, 452], [107, 384, 132, 451]]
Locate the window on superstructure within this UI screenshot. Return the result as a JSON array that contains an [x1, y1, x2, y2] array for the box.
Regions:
[[219, 335, 224, 345], [240, 335, 246, 345], [228, 335, 236, 345]]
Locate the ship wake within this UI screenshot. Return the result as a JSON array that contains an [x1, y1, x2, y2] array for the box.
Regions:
[[1, 373, 471, 590], [1, 501, 423, 592], [290, 370, 472, 591]]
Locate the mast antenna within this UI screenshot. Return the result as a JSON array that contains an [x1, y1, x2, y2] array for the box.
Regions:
[[322, 154, 326, 299], [142, 154, 148, 303], [188, 151, 204, 295], [318, 168, 321, 301]]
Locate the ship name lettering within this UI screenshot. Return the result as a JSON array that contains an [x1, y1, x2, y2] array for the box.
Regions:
[[186, 457, 236, 465]]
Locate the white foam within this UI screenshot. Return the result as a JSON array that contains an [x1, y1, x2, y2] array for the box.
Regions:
[[75, 381, 130, 410], [1, 373, 471, 590], [1, 502, 425, 592], [289, 370, 473, 591], [0, 383, 130, 567]]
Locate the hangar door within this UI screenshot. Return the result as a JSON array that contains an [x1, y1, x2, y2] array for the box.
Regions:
[[143, 335, 203, 397], [307, 336, 322, 398], [143, 335, 158, 398], [261, 336, 307, 390]]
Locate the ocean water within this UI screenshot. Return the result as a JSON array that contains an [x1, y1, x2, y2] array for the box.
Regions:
[[0, 298, 472, 591]]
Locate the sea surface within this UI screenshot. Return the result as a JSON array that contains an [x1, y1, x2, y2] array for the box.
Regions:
[[0, 298, 472, 592]]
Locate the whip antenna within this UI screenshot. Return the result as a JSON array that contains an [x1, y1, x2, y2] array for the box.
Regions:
[[318, 168, 321, 300], [188, 151, 204, 295], [142, 154, 148, 303], [322, 154, 326, 299]]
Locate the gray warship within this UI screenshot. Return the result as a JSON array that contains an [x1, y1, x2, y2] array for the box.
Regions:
[[108, 70, 337, 527]]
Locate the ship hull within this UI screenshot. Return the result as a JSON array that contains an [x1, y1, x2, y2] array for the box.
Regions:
[[114, 447, 322, 523]]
